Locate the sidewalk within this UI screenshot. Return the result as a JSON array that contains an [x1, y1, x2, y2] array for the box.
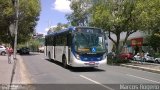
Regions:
[[0, 55, 31, 85], [0, 55, 13, 84], [121, 61, 160, 74]]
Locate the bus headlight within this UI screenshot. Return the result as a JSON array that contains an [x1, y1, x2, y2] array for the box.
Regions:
[[75, 54, 80, 60]]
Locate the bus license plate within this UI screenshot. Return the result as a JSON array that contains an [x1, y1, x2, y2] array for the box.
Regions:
[[89, 62, 95, 65]]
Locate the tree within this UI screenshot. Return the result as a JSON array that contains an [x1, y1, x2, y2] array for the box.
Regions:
[[90, 0, 140, 56], [135, 0, 160, 31], [146, 34, 160, 53], [30, 39, 40, 52], [0, 0, 41, 47], [54, 23, 69, 31], [66, 0, 92, 26], [66, 0, 160, 55], [136, 0, 160, 53], [50, 23, 69, 32]]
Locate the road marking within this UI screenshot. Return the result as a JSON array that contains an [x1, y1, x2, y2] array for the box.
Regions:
[[126, 74, 160, 83], [80, 75, 114, 90]]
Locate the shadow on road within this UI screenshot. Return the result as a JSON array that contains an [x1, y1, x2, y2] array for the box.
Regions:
[[45, 59, 105, 72], [47, 59, 63, 66], [69, 67, 105, 72]]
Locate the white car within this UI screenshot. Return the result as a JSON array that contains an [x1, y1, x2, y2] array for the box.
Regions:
[[133, 53, 154, 62], [39, 46, 44, 53], [155, 58, 160, 63], [0, 46, 6, 56]]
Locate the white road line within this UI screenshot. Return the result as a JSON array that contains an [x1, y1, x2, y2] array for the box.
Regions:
[[80, 75, 114, 90], [126, 74, 160, 83]]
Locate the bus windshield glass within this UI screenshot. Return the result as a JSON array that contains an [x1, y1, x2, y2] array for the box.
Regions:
[[73, 28, 106, 54]]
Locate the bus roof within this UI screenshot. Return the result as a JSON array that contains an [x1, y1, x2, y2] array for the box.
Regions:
[[45, 26, 102, 37], [70, 26, 101, 30]]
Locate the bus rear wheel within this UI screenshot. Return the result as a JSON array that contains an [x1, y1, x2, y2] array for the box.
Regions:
[[62, 56, 68, 69]]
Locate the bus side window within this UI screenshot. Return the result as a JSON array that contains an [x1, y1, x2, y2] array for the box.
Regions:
[[67, 34, 72, 46], [52, 37, 55, 46]]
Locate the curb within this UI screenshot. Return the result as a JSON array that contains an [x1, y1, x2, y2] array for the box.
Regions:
[[120, 64, 160, 74], [17, 55, 32, 84]]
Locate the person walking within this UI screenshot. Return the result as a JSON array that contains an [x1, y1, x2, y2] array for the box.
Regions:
[[140, 50, 145, 64], [6, 47, 13, 64]]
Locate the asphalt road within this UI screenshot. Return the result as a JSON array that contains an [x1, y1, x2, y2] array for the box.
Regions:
[[20, 52, 160, 90]]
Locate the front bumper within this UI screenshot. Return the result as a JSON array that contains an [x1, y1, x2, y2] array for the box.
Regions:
[[70, 57, 107, 67]]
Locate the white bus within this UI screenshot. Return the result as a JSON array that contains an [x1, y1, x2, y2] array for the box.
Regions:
[[45, 26, 107, 68]]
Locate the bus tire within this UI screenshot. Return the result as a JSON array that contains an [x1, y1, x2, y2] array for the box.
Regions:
[[62, 55, 68, 69]]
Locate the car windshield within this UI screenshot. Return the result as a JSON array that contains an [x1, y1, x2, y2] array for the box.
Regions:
[[73, 32, 106, 54]]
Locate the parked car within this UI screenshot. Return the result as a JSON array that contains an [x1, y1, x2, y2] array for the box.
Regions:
[[38, 46, 44, 53], [133, 53, 154, 62], [155, 58, 160, 63], [118, 53, 134, 60], [17, 47, 30, 55], [0, 46, 6, 56]]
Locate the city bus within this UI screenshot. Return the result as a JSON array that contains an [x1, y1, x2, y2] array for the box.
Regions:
[[44, 26, 107, 68]]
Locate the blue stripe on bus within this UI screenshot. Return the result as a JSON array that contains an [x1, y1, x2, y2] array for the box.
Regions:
[[71, 46, 103, 61]]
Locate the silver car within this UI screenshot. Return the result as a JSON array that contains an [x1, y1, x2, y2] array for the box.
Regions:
[[155, 58, 160, 63], [0, 46, 6, 56], [133, 53, 154, 62]]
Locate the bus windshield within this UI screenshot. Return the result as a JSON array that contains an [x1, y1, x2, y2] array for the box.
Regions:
[[74, 32, 106, 54]]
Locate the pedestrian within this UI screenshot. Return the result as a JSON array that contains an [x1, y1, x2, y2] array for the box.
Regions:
[[140, 50, 144, 64], [6, 47, 13, 64]]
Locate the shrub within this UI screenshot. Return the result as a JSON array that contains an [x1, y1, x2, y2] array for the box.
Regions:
[[107, 57, 130, 65]]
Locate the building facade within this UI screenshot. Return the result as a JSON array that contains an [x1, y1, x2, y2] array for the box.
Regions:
[[108, 31, 150, 54]]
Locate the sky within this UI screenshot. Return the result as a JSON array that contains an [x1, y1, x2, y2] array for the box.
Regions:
[[36, 0, 72, 35]]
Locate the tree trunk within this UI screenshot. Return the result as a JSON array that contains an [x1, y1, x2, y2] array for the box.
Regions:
[[115, 32, 121, 54], [11, 38, 14, 49]]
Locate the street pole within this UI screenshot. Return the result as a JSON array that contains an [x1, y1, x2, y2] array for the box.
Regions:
[[13, 0, 19, 60]]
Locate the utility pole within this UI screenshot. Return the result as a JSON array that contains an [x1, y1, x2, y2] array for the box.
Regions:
[[12, 0, 19, 59]]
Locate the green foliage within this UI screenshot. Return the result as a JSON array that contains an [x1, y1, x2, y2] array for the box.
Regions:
[[17, 38, 42, 52], [146, 34, 160, 52], [90, 0, 160, 56], [67, 0, 160, 63], [107, 58, 130, 65], [37, 37, 45, 46], [90, 0, 139, 55], [0, 0, 41, 45], [53, 23, 69, 32], [29, 39, 40, 52], [138, 0, 160, 53], [155, 53, 160, 58], [135, 0, 160, 31], [66, 0, 92, 26]]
